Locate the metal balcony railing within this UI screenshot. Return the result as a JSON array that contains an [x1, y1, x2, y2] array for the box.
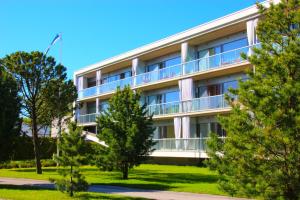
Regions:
[[77, 45, 256, 100]]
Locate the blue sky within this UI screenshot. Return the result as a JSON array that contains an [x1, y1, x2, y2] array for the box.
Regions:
[[0, 0, 259, 78]]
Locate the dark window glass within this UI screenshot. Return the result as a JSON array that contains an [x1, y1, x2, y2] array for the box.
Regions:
[[87, 77, 96, 88], [87, 102, 96, 114]]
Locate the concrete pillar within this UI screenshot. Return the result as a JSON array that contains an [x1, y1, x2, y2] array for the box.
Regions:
[[132, 58, 145, 86], [181, 42, 196, 75]]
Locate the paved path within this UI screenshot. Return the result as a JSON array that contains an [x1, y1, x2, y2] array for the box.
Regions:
[[0, 177, 249, 200]]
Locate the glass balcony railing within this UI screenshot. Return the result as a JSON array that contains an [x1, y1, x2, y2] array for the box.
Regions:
[[152, 137, 226, 152], [135, 64, 182, 86], [77, 44, 256, 100], [78, 77, 132, 99], [147, 94, 228, 116], [77, 113, 100, 124], [184, 45, 249, 74], [77, 95, 230, 124]]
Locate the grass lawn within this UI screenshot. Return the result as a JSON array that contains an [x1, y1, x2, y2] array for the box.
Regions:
[[0, 164, 224, 195], [0, 185, 145, 200]]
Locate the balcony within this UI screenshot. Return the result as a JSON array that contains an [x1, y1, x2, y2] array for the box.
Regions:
[[147, 94, 229, 116], [77, 113, 100, 124], [152, 137, 225, 153], [77, 45, 255, 100], [77, 95, 230, 125]]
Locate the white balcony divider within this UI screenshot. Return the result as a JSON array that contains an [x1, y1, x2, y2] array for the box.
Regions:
[[78, 45, 256, 100], [147, 94, 228, 116], [152, 137, 225, 152]]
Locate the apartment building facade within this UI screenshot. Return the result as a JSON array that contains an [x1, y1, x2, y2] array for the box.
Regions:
[[74, 2, 266, 159]]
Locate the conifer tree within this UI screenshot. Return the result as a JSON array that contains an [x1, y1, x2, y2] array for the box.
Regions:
[[0, 66, 21, 161], [207, 1, 300, 199], [50, 122, 88, 197], [96, 86, 155, 179]]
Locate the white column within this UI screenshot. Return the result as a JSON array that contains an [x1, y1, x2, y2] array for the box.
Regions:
[[132, 58, 145, 87], [96, 98, 100, 114], [181, 42, 196, 74], [179, 78, 194, 112], [77, 76, 84, 91], [174, 117, 182, 149], [96, 70, 101, 94], [247, 18, 258, 55], [182, 116, 191, 149]]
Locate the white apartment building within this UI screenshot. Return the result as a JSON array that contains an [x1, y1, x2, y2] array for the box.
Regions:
[[74, 2, 269, 161]]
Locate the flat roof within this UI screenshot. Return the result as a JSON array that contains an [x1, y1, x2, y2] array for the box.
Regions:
[[74, 0, 274, 77]]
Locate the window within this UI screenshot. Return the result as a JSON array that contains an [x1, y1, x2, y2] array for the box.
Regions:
[[101, 70, 132, 84], [145, 56, 181, 72], [195, 84, 222, 98], [87, 77, 96, 88], [147, 91, 179, 105], [158, 125, 175, 139], [87, 102, 96, 114], [165, 57, 181, 67], [210, 122, 226, 137]]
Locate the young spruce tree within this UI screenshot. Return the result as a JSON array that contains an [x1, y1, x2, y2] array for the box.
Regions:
[[96, 86, 155, 179], [207, 1, 300, 199], [50, 122, 88, 197]]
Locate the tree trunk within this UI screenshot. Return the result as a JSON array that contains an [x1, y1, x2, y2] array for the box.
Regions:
[[31, 114, 42, 174], [70, 164, 73, 197], [56, 117, 62, 164], [122, 162, 128, 179]]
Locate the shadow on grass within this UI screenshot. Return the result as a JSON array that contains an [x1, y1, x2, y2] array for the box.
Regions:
[[10, 168, 57, 173], [132, 169, 219, 184], [0, 184, 51, 191], [76, 193, 147, 200]]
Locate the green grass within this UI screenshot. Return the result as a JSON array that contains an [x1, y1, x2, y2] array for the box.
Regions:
[[0, 164, 224, 195], [0, 185, 145, 200]]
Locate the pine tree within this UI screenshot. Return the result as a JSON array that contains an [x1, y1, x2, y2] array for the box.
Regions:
[[50, 122, 88, 197], [96, 86, 155, 179], [207, 1, 300, 199], [0, 66, 21, 161]]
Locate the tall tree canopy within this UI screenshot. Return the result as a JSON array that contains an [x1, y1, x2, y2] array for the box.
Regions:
[[0, 66, 21, 161], [207, 1, 300, 199], [41, 68, 77, 158], [0, 51, 69, 174], [96, 86, 155, 179]]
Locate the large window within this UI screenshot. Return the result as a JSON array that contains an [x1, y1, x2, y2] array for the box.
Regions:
[[101, 70, 132, 84], [146, 90, 180, 105], [87, 77, 96, 88], [145, 56, 181, 73], [195, 80, 238, 98], [87, 102, 96, 114], [196, 121, 226, 138]]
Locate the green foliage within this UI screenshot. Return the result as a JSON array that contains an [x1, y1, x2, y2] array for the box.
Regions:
[[50, 123, 88, 197], [0, 159, 56, 169], [207, 1, 300, 199], [0, 66, 21, 161], [10, 136, 56, 161], [41, 68, 77, 159], [0, 51, 70, 174], [96, 86, 155, 179]]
